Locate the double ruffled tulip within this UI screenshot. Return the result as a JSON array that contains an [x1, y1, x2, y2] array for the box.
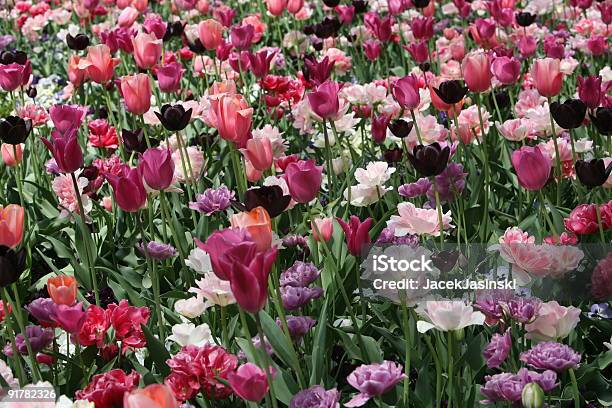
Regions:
[[106, 166, 148, 212], [120, 74, 152, 116]]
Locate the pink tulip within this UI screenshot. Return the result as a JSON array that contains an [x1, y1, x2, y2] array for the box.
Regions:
[[230, 24, 255, 50], [284, 159, 323, 203], [124, 384, 179, 408], [52, 302, 86, 334], [209, 94, 253, 148], [0, 204, 24, 249], [518, 36, 537, 57], [462, 52, 492, 93], [50, 104, 86, 136], [266, 0, 287, 16], [118, 6, 139, 28], [229, 363, 271, 402], [242, 138, 273, 171], [156, 62, 183, 93], [78, 44, 120, 84], [197, 228, 252, 280], [307, 80, 341, 120], [143, 14, 167, 40], [530, 58, 563, 97], [1, 143, 23, 167], [491, 56, 521, 85], [106, 165, 148, 212], [392, 74, 421, 109], [132, 32, 162, 70], [363, 40, 382, 61], [0, 61, 31, 92], [511, 146, 551, 191], [286, 0, 304, 13], [198, 19, 225, 50], [120, 74, 151, 116], [312, 217, 334, 242]]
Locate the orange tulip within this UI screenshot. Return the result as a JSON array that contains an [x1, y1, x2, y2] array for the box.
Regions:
[[231, 206, 272, 251], [0, 204, 24, 249], [68, 55, 88, 87], [78, 44, 120, 84], [123, 384, 179, 408], [209, 94, 253, 148], [47, 275, 78, 306]]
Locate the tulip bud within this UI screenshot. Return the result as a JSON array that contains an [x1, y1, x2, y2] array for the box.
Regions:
[[521, 383, 545, 408]]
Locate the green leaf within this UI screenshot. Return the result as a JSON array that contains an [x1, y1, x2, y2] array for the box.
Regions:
[[309, 300, 328, 386], [259, 311, 301, 373], [141, 324, 171, 377]]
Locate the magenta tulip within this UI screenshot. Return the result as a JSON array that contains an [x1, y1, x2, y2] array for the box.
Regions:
[[139, 148, 175, 191], [49, 104, 86, 136], [197, 228, 252, 280], [336, 215, 372, 257], [491, 56, 521, 85], [106, 165, 148, 212], [363, 40, 382, 61], [511, 146, 552, 191], [230, 24, 255, 50], [157, 62, 184, 93], [247, 49, 276, 78], [41, 129, 84, 174], [577, 76, 602, 109], [0, 61, 31, 92], [307, 80, 341, 120], [51, 302, 86, 335], [392, 74, 421, 109], [229, 363, 271, 402], [284, 159, 323, 203]]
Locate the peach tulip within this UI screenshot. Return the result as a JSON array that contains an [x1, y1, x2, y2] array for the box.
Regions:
[[47, 275, 78, 306], [68, 55, 88, 87], [120, 74, 152, 115], [132, 32, 163, 70], [78, 44, 120, 84], [124, 384, 179, 408], [210, 94, 253, 148], [198, 19, 224, 50], [0, 204, 24, 249], [1, 143, 23, 167], [230, 206, 272, 251], [530, 58, 563, 97]]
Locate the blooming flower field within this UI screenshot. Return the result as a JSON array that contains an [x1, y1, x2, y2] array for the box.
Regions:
[[0, 0, 611, 406]]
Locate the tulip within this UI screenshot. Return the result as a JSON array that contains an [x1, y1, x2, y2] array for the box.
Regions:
[[143, 14, 167, 40], [364, 13, 393, 41], [242, 138, 273, 171], [491, 56, 521, 85], [243, 186, 291, 218], [229, 363, 271, 402], [284, 159, 323, 203], [575, 159, 612, 188], [515, 11, 536, 26], [157, 62, 183, 93], [518, 36, 537, 57], [432, 80, 467, 105], [522, 383, 545, 408], [198, 19, 225, 50], [122, 129, 147, 153], [307, 80, 341, 120], [231, 206, 273, 251], [550, 99, 586, 130], [140, 148, 175, 191], [590, 107, 612, 135], [410, 16, 434, 40], [336, 5, 355, 24], [247, 49, 276, 78], [577, 76, 602, 110], [197, 228, 252, 280], [312, 217, 334, 242], [336, 216, 372, 257], [530, 58, 563, 97], [363, 40, 382, 61], [132, 32, 163, 70], [462, 52, 492, 93], [106, 166, 148, 212], [407, 143, 450, 177], [51, 302, 86, 334], [50, 104, 85, 137], [511, 146, 551, 191], [120, 74, 152, 116], [1, 143, 22, 167], [118, 6, 139, 28], [0, 246, 26, 288], [124, 384, 179, 408], [388, 119, 413, 138], [210, 94, 253, 148], [404, 41, 429, 64], [230, 25, 255, 50], [47, 275, 78, 306], [78, 44, 120, 84], [303, 56, 334, 86], [154, 104, 192, 131], [371, 114, 389, 144], [287, 0, 304, 13], [41, 129, 84, 174], [66, 33, 90, 51], [0, 204, 24, 249], [0, 61, 30, 92], [68, 55, 88, 87], [392, 74, 420, 109], [0, 116, 32, 145], [266, 0, 287, 15]]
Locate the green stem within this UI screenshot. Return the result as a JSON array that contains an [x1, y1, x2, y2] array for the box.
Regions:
[[546, 97, 563, 206], [568, 368, 580, 408], [0, 289, 26, 385], [401, 303, 411, 407], [447, 331, 454, 408], [255, 313, 279, 408]]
